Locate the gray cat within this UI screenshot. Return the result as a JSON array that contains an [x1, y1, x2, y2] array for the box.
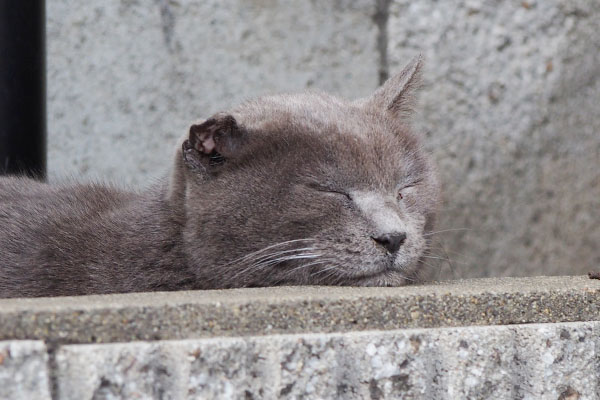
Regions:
[[0, 56, 440, 298]]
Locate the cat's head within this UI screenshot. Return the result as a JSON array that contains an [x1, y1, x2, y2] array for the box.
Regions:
[[174, 56, 440, 288]]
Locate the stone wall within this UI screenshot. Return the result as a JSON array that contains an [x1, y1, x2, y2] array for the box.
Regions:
[[387, 0, 600, 280], [48, 322, 600, 399], [46, 0, 600, 279]]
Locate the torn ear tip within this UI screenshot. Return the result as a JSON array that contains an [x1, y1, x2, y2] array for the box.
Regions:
[[223, 114, 237, 123], [189, 124, 201, 134]]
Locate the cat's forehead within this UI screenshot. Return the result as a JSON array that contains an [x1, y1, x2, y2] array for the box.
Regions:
[[231, 92, 424, 185], [232, 92, 382, 138]]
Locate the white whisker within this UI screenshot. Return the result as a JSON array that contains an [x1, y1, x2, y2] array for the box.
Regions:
[[231, 252, 320, 280], [285, 259, 328, 276], [311, 264, 340, 277], [421, 255, 450, 261], [283, 259, 334, 279], [424, 228, 471, 237], [218, 238, 318, 269]]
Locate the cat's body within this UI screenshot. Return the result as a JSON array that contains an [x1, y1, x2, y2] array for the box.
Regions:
[[0, 178, 194, 296], [0, 57, 440, 298]]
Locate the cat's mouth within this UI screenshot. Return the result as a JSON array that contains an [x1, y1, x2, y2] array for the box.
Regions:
[[350, 250, 425, 286], [292, 238, 423, 286], [350, 268, 416, 286], [324, 257, 419, 287]]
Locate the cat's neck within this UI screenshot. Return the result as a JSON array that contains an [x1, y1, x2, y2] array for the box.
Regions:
[[81, 183, 196, 294]]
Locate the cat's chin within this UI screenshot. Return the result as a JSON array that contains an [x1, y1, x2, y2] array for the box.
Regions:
[[347, 269, 418, 287]]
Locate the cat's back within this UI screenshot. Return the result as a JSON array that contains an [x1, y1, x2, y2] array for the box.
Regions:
[[0, 176, 138, 247], [0, 177, 148, 297], [0, 176, 137, 219]]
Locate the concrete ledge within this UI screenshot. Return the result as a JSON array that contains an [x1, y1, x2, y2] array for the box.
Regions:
[[1, 277, 599, 399], [1, 276, 599, 345]]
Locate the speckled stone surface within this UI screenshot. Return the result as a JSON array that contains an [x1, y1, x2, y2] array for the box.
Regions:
[[0, 341, 51, 400], [0, 276, 599, 345], [54, 321, 600, 399]]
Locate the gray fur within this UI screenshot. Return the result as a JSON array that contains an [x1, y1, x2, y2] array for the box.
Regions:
[[0, 57, 440, 298]]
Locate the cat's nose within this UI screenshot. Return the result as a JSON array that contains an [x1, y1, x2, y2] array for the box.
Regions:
[[372, 232, 407, 254]]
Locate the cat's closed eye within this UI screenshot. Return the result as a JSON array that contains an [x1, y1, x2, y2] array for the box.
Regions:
[[397, 189, 404, 201], [318, 187, 352, 201], [325, 189, 352, 201], [397, 181, 420, 202], [305, 182, 352, 201]]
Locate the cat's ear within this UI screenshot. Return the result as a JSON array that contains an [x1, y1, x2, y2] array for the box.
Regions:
[[182, 113, 246, 173], [364, 55, 423, 119]]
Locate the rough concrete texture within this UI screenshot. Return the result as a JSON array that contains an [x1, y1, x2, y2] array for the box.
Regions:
[[54, 321, 599, 399], [0, 276, 598, 345], [0, 341, 50, 400], [386, 0, 600, 279], [47, 0, 379, 186]]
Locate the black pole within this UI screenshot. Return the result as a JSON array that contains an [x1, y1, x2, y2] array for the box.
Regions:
[[0, 1, 46, 180]]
